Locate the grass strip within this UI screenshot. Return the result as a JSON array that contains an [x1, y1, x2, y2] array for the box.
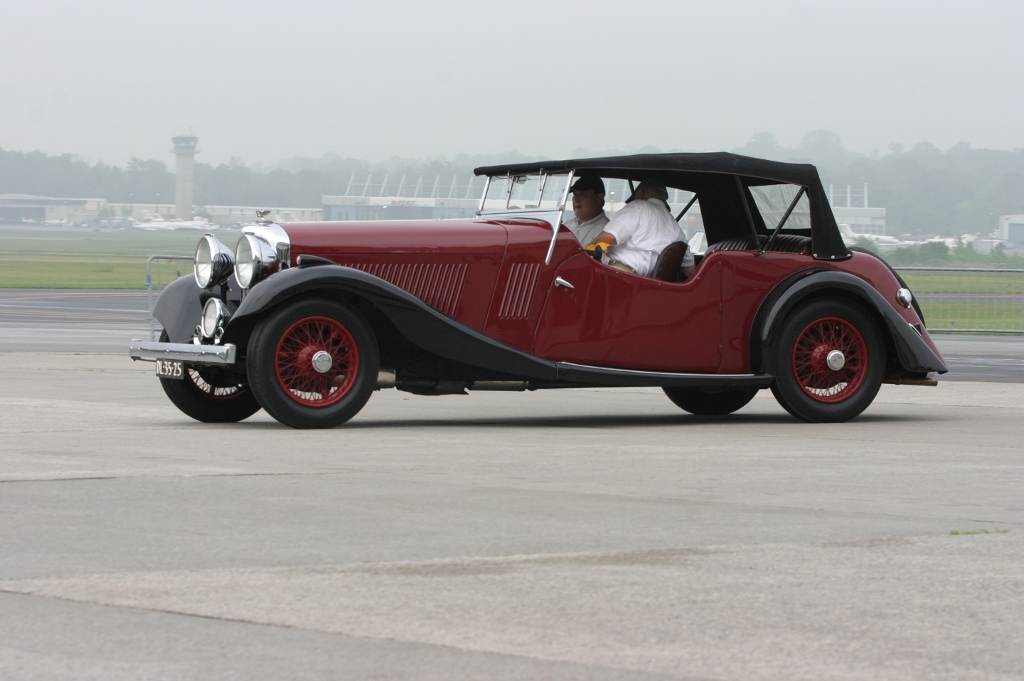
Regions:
[[0, 254, 159, 289]]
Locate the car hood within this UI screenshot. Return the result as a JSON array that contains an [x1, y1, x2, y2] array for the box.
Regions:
[[282, 219, 508, 257]]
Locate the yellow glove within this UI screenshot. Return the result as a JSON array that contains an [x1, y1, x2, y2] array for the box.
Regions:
[[585, 242, 612, 261]]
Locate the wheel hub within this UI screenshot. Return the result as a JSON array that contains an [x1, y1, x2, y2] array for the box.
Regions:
[[274, 315, 360, 408], [311, 350, 333, 374], [792, 316, 868, 404], [826, 349, 845, 371]]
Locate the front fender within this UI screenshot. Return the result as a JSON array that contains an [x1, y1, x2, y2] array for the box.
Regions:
[[224, 265, 559, 381], [753, 270, 947, 376], [152, 275, 204, 342]]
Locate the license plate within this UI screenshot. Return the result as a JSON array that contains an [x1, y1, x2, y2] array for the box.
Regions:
[[155, 359, 184, 380]]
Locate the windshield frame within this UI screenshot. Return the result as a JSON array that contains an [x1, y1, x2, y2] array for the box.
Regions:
[[476, 170, 575, 265], [476, 171, 573, 216]]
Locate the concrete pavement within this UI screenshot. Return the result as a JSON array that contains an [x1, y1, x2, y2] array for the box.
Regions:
[[0, 353, 1021, 680]]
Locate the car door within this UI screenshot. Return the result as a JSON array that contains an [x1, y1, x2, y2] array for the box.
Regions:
[[533, 252, 723, 372]]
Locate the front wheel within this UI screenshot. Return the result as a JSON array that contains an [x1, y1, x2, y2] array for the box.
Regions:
[[663, 387, 759, 415], [157, 332, 262, 423], [770, 298, 885, 423], [247, 299, 379, 429]]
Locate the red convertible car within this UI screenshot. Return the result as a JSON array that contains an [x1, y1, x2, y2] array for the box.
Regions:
[[130, 153, 946, 428]]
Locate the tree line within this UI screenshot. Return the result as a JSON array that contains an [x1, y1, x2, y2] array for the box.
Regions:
[[2, 134, 1022, 237]]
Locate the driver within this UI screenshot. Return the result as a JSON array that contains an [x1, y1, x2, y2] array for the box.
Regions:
[[564, 175, 609, 247], [586, 180, 694, 279]]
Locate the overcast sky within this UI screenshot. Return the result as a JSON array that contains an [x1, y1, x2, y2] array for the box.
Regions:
[[2, 0, 1022, 167]]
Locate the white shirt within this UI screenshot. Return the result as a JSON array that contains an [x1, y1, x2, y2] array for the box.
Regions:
[[564, 211, 610, 248], [603, 198, 691, 276]]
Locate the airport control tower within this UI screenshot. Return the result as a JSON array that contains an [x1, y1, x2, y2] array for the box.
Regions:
[[172, 135, 198, 220]]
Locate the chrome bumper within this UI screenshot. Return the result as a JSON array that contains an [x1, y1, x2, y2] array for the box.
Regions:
[[129, 340, 236, 365]]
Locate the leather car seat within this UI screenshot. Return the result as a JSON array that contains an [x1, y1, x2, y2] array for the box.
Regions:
[[705, 234, 811, 254], [651, 241, 689, 282]]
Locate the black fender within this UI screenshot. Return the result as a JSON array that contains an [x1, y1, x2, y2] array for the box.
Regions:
[[848, 246, 927, 325], [153, 275, 244, 343], [223, 265, 560, 381], [750, 269, 947, 376], [153, 276, 205, 342]]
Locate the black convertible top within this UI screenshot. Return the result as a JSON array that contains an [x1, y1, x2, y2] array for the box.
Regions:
[[475, 152, 817, 185], [474, 152, 850, 261]]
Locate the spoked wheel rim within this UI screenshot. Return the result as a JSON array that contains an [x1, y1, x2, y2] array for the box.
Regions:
[[792, 316, 868, 403], [186, 367, 243, 401], [274, 315, 360, 407]]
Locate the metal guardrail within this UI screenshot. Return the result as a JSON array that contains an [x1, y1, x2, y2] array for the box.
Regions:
[[895, 267, 1024, 334], [141, 259, 1023, 339], [146, 255, 193, 340]]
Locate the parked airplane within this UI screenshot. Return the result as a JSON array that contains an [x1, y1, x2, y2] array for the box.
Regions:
[[838, 223, 911, 250]]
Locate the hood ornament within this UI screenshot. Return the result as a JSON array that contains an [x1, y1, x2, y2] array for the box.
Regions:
[[256, 209, 273, 222]]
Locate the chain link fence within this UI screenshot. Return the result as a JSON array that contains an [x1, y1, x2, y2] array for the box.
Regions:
[[896, 267, 1024, 334], [143, 258, 1024, 338]]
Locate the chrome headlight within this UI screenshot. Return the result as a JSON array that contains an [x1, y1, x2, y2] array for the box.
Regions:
[[234, 234, 277, 288], [200, 297, 229, 340], [234, 223, 290, 289], [896, 288, 913, 308], [194, 235, 234, 289]]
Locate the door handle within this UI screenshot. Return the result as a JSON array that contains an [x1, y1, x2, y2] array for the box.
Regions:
[[554, 276, 574, 289]]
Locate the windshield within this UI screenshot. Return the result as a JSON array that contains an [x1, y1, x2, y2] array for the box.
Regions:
[[480, 172, 572, 213]]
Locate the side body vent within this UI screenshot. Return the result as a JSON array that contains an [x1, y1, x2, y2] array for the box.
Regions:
[[343, 262, 468, 317], [498, 263, 541, 319]]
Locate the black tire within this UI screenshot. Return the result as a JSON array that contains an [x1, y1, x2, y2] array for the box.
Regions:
[[663, 387, 759, 415], [247, 299, 379, 429], [769, 297, 885, 423], [157, 331, 262, 423]]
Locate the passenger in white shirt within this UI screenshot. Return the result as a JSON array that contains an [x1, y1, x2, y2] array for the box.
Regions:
[[586, 180, 695, 279], [563, 175, 609, 247]]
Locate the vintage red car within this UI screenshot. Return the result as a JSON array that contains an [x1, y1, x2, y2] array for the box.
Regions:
[[130, 153, 946, 428]]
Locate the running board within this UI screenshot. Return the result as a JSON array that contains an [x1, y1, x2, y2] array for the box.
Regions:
[[555, 362, 774, 388]]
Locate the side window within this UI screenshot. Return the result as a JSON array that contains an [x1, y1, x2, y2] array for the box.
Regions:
[[668, 190, 702, 240], [749, 184, 810, 231]]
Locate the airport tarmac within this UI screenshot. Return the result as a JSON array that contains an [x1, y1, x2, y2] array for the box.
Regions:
[[0, 288, 1021, 382], [0, 353, 1021, 680]]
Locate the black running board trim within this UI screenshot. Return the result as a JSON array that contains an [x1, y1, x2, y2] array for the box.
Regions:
[[555, 362, 774, 388]]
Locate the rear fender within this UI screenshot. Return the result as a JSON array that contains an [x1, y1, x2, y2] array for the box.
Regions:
[[751, 270, 947, 376]]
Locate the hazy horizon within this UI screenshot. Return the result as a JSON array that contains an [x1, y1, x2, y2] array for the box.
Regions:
[[2, 1, 1022, 167]]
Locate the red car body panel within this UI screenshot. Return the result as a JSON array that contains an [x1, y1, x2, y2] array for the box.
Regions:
[[285, 220, 506, 331], [282, 219, 940, 375], [480, 219, 572, 352], [535, 251, 723, 371]]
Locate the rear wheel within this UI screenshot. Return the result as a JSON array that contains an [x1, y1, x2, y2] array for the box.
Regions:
[[663, 387, 759, 415], [247, 299, 379, 429], [157, 331, 261, 423], [770, 298, 884, 422]]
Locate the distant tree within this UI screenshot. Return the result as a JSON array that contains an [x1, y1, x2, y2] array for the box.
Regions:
[[4, 137, 1024, 234]]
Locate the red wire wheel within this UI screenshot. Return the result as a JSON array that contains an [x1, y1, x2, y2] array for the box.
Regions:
[[186, 367, 242, 401], [274, 316, 360, 407], [792, 316, 868, 403]]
